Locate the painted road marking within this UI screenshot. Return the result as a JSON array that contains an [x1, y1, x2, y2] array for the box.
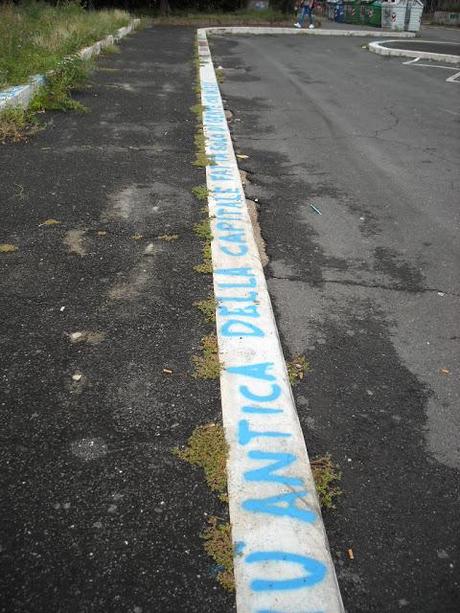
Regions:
[[197, 28, 344, 613], [446, 71, 460, 83], [403, 57, 420, 65], [401, 60, 460, 83]]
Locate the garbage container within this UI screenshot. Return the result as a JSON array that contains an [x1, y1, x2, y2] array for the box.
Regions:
[[381, 1, 407, 31], [344, 1, 362, 24], [368, 1, 382, 26], [335, 2, 345, 22], [360, 0, 374, 25], [408, 0, 423, 32], [327, 1, 337, 21]]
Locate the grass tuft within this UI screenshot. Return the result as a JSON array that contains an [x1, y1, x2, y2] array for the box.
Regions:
[[192, 333, 222, 379], [0, 2, 130, 89], [193, 241, 213, 274], [30, 56, 93, 112], [192, 185, 209, 202], [215, 67, 225, 84], [174, 423, 228, 497], [0, 107, 40, 143], [311, 454, 342, 509], [194, 295, 217, 323], [193, 219, 212, 241], [287, 355, 310, 384], [158, 234, 179, 242], [202, 517, 235, 591]]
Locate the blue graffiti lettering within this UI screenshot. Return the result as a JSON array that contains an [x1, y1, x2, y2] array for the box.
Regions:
[[240, 384, 281, 403], [221, 244, 249, 257], [244, 450, 302, 486], [242, 491, 316, 523], [217, 291, 258, 303], [219, 304, 259, 318], [242, 406, 283, 415], [226, 362, 275, 381], [220, 320, 264, 337], [238, 420, 291, 445], [245, 551, 327, 591]]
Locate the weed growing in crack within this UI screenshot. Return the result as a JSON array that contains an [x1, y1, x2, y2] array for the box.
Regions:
[[194, 295, 217, 323], [158, 234, 179, 242], [193, 241, 213, 274], [0, 107, 40, 143], [192, 185, 209, 202], [31, 56, 93, 112], [202, 517, 234, 591], [311, 454, 342, 509], [287, 355, 310, 384], [174, 423, 228, 498], [192, 332, 222, 379], [194, 219, 212, 241]]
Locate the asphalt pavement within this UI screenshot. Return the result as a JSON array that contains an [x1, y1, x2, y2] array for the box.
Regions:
[[0, 26, 234, 613], [212, 30, 460, 613]]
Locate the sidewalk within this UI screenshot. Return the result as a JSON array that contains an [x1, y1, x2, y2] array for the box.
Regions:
[[0, 26, 234, 612]]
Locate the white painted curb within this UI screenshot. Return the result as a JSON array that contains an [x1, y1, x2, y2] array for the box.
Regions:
[[197, 28, 344, 613], [369, 39, 460, 64], [205, 25, 416, 38], [0, 19, 140, 111]]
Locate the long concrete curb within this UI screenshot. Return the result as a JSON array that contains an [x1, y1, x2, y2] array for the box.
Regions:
[[369, 39, 460, 64], [206, 25, 416, 38], [0, 19, 140, 111], [198, 27, 344, 613]]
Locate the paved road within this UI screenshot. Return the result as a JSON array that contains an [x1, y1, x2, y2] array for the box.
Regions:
[[213, 33, 460, 612], [0, 27, 234, 613]]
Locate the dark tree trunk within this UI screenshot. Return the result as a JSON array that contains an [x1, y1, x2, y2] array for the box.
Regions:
[[160, 0, 171, 15]]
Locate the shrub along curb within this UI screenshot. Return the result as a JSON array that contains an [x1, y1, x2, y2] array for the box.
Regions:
[[0, 19, 140, 112]]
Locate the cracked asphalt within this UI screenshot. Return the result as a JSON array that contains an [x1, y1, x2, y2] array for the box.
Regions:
[[0, 27, 234, 613], [213, 31, 460, 613]]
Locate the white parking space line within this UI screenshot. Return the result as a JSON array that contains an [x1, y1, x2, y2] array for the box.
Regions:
[[402, 60, 460, 83], [403, 57, 420, 65], [446, 71, 460, 83]]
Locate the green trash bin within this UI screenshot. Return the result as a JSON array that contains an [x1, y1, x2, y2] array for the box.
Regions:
[[360, 0, 374, 25], [368, 1, 382, 27], [344, 0, 359, 24]]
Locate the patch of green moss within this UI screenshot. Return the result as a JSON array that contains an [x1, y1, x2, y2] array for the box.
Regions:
[[194, 295, 217, 323], [202, 517, 234, 591], [193, 241, 213, 274], [215, 67, 225, 84], [192, 332, 222, 379], [174, 423, 228, 497], [192, 185, 209, 202], [193, 218, 212, 241], [311, 454, 342, 509]]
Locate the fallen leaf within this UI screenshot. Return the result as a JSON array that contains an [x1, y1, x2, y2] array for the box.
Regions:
[[0, 243, 18, 253], [39, 219, 61, 227]]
